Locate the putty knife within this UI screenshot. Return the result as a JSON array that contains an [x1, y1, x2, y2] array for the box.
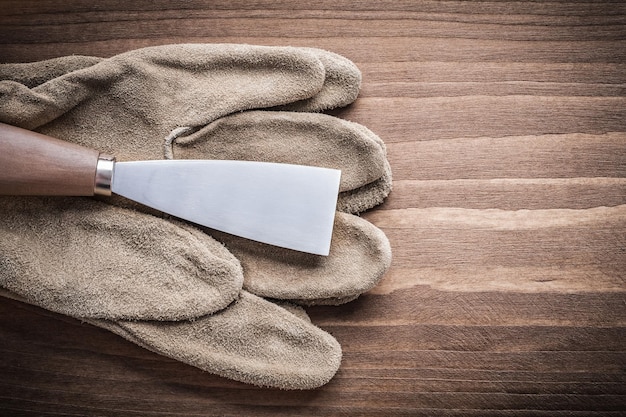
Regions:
[[0, 123, 341, 256]]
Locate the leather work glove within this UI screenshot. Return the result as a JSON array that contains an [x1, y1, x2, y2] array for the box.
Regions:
[[0, 44, 392, 389]]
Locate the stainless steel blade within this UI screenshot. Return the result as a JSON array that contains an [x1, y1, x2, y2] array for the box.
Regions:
[[111, 160, 341, 255]]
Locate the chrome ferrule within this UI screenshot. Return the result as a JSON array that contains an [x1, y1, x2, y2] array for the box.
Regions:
[[94, 154, 115, 196]]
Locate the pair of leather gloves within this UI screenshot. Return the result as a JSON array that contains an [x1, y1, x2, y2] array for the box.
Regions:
[[0, 44, 392, 389]]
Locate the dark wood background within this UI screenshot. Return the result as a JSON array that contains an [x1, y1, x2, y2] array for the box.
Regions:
[[1, 1, 624, 415]]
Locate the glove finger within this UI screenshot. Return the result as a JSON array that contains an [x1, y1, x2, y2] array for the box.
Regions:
[[0, 196, 243, 320], [0, 44, 326, 155], [275, 47, 361, 112], [89, 291, 342, 390], [210, 212, 392, 305], [0, 55, 103, 88], [172, 110, 392, 213], [0, 46, 361, 114]]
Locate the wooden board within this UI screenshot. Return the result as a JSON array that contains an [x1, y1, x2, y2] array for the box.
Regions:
[[1, 1, 624, 415]]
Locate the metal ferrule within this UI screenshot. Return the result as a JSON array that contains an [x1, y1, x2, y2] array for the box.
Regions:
[[94, 154, 115, 196]]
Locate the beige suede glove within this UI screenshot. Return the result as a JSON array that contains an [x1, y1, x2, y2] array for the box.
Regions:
[[0, 44, 392, 389]]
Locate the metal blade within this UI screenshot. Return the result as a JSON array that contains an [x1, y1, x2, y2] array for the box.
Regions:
[[111, 160, 341, 255]]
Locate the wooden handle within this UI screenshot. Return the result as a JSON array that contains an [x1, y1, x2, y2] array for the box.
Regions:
[[0, 123, 101, 196]]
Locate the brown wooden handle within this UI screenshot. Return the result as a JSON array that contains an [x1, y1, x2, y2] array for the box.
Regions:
[[0, 123, 101, 196]]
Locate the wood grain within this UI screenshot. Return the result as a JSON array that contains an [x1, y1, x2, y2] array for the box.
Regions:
[[0, 1, 624, 416]]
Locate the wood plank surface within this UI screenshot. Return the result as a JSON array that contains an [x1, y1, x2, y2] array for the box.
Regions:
[[0, 1, 624, 415]]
